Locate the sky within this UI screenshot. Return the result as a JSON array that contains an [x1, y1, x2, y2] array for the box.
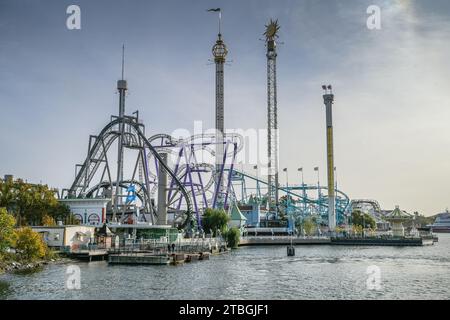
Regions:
[[0, 0, 449, 216]]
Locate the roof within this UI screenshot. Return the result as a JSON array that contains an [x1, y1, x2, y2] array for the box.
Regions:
[[385, 206, 413, 221], [31, 225, 95, 230], [230, 202, 247, 221], [96, 224, 114, 236], [248, 195, 261, 205]]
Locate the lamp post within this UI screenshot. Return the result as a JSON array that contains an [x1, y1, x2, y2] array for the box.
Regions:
[[298, 167, 306, 214], [254, 165, 260, 199], [334, 166, 337, 191], [283, 168, 289, 189], [283, 167, 289, 208], [297, 167, 304, 186], [314, 166, 320, 213]]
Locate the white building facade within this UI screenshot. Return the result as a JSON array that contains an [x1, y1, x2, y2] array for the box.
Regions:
[[59, 198, 110, 226]]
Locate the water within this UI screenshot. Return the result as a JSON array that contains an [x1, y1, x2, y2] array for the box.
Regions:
[[1, 234, 450, 300]]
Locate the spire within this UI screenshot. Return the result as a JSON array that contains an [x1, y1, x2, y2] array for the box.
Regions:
[[121, 44, 125, 80], [207, 8, 222, 35]]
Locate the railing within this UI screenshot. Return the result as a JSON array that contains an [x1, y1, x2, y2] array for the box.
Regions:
[[241, 235, 329, 240], [108, 237, 226, 255]]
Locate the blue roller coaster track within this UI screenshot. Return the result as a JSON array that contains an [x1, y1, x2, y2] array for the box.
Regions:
[[227, 169, 351, 226]]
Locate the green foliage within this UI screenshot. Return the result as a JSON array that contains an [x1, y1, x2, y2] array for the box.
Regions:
[[351, 210, 376, 229], [201, 208, 230, 237], [0, 179, 70, 226], [41, 214, 56, 226], [64, 213, 81, 225], [412, 212, 434, 227], [0, 208, 16, 254], [224, 227, 240, 249], [352, 224, 363, 235], [302, 218, 316, 236], [15, 227, 46, 261]]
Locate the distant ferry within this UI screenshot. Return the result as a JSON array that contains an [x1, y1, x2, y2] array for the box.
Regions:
[[427, 210, 450, 233]]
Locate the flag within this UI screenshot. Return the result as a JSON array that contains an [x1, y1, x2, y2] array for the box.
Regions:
[[126, 194, 136, 204], [126, 184, 136, 204], [314, 167, 319, 171], [207, 8, 221, 12]]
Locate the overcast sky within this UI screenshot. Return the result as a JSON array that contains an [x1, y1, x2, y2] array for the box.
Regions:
[[1, 0, 449, 216]]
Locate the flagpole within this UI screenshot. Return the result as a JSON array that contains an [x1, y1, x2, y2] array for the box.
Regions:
[[219, 11, 222, 35]]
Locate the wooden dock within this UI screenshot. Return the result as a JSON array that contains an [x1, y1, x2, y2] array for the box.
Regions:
[[108, 253, 170, 265], [240, 236, 435, 247], [69, 249, 108, 261], [239, 237, 331, 246], [330, 237, 434, 246]]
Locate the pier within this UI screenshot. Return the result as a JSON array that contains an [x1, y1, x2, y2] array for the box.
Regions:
[[108, 253, 170, 265], [69, 249, 109, 262], [105, 238, 226, 265], [239, 236, 435, 247], [240, 236, 331, 246]]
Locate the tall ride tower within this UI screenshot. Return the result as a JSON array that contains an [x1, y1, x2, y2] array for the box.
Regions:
[[211, 9, 228, 207], [114, 45, 127, 218], [322, 85, 336, 230], [264, 19, 280, 214]]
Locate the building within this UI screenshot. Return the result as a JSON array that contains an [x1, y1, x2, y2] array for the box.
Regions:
[[96, 224, 115, 249], [32, 225, 96, 250], [384, 206, 413, 237], [229, 202, 247, 230], [59, 198, 110, 226]]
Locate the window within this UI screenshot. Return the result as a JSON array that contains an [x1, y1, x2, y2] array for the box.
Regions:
[[73, 214, 83, 224], [88, 214, 100, 224]]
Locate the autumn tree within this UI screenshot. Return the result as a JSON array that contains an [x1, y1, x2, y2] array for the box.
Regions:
[[0, 208, 16, 255], [0, 179, 70, 226], [302, 218, 317, 236], [15, 227, 46, 261], [41, 214, 56, 226]]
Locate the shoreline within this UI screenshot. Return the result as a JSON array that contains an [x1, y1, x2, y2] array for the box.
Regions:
[[0, 255, 72, 275]]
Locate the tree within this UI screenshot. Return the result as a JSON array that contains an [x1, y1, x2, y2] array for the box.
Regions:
[[351, 210, 376, 229], [201, 208, 230, 237], [0, 179, 70, 226], [352, 224, 363, 236], [334, 226, 345, 234], [15, 227, 46, 261], [0, 208, 16, 254], [41, 214, 56, 226], [302, 218, 316, 236], [64, 213, 81, 225], [224, 227, 240, 249]]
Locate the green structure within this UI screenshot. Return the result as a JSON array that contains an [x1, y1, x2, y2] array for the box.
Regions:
[[136, 226, 180, 242], [229, 202, 247, 231], [384, 206, 413, 237]]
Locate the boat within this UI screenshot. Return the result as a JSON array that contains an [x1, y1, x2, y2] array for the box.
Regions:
[[427, 210, 450, 233]]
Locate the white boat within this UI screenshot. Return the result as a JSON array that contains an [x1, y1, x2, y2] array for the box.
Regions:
[[427, 209, 450, 233]]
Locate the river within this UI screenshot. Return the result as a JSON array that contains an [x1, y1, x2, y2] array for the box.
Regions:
[[1, 234, 450, 300]]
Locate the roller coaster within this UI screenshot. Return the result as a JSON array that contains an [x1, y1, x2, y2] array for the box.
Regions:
[[61, 18, 352, 232], [61, 109, 350, 231]]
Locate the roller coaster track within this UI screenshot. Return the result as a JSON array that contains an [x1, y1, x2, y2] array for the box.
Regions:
[[228, 169, 351, 213], [67, 118, 193, 228]]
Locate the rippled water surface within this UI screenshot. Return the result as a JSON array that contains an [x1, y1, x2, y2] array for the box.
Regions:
[[2, 234, 450, 300]]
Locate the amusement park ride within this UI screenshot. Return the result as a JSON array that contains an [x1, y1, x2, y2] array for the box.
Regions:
[[60, 14, 351, 234]]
